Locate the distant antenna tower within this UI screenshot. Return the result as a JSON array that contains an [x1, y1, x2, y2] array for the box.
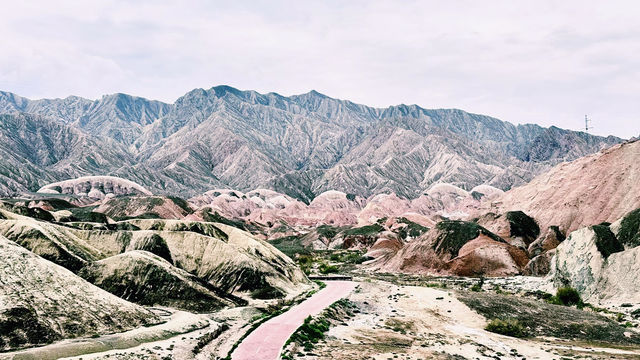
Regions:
[[584, 115, 592, 133]]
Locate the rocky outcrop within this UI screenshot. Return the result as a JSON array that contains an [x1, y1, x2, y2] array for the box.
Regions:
[[0, 236, 159, 351], [0, 207, 309, 299], [548, 219, 640, 305], [527, 226, 565, 258], [0, 218, 101, 271], [189, 183, 502, 233]]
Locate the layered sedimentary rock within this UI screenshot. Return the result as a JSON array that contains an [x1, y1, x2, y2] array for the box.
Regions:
[[372, 220, 528, 276], [486, 140, 640, 233], [0, 236, 159, 351]]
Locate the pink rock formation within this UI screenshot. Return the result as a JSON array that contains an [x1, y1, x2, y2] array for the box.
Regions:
[[484, 140, 640, 233]]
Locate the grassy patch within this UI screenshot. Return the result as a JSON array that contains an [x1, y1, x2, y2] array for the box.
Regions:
[[485, 318, 527, 338], [319, 263, 339, 274], [618, 208, 640, 248], [271, 235, 310, 258], [505, 211, 540, 240], [396, 217, 429, 239], [432, 220, 504, 257], [342, 224, 384, 237], [316, 225, 342, 240], [591, 225, 624, 258]]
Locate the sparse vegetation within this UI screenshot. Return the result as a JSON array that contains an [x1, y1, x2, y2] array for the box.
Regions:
[[271, 235, 310, 258], [485, 318, 527, 338], [201, 209, 247, 230], [470, 277, 485, 292], [433, 220, 504, 257], [192, 323, 229, 354], [283, 299, 356, 355], [289, 315, 331, 351], [591, 224, 624, 258], [316, 225, 342, 240], [459, 291, 640, 344], [342, 224, 384, 237], [319, 263, 339, 274], [505, 211, 540, 240], [396, 217, 429, 239], [618, 208, 640, 247], [250, 285, 286, 300]]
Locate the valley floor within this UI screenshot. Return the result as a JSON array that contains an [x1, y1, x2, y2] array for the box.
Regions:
[[288, 279, 640, 360], [4, 276, 640, 360]]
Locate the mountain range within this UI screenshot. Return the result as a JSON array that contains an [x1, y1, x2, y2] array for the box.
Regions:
[[0, 86, 622, 202]]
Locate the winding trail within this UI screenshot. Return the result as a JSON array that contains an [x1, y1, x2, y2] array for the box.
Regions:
[[231, 280, 356, 360]]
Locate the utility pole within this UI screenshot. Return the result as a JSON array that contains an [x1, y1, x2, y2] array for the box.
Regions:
[[584, 115, 592, 133]]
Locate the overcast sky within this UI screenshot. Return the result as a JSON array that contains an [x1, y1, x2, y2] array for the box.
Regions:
[[1, 0, 638, 137]]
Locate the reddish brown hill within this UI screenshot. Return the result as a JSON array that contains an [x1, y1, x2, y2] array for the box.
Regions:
[[484, 140, 640, 233]]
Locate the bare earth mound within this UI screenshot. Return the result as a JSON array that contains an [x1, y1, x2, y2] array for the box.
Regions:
[[0, 236, 159, 351]]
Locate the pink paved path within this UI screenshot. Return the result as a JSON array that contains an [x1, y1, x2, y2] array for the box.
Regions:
[[231, 280, 356, 360]]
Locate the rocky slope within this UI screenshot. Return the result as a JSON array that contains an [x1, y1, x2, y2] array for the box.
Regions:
[[78, 250, 242, 312], [0, 86, 621, 201], [485, 139, 640, 233], [0, 235, 160, 351], [549, 208, 640, 305]]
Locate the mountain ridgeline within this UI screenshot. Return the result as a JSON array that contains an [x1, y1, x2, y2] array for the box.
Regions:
[[0, 87, 621, 202]]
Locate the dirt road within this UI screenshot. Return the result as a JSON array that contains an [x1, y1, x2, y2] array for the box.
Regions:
[[231, 280, 356, 360]]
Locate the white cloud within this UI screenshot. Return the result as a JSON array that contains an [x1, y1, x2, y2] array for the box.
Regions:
[[0, 0, 638, 137]]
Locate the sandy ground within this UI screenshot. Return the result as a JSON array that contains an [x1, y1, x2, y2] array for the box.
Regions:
[[292, 280, 640, 360], [232, 281, 357, 360]]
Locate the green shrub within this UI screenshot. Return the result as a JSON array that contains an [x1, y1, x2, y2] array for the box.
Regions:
[[319, 263, 339, 274], [591, 225, 624, 258], [471, 277, 485, 292], [505, 211, 540, 240], [485, 318, 527, 338], [556, 287, 582, 306], [549, 287, 582, 306], [288, 315, 330, 351]]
